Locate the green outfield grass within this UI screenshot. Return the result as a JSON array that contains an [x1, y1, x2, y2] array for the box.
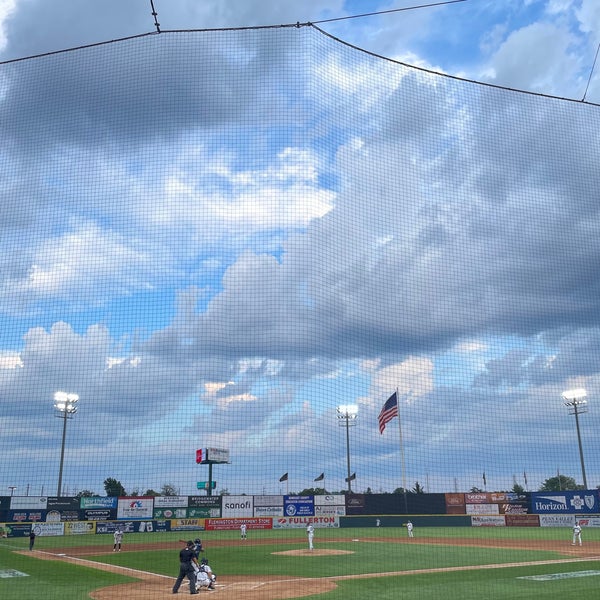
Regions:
[[2, 526, 599, 599], [0, 540, 135, 600]]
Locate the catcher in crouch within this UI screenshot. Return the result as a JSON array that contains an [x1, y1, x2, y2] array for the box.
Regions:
[[195, 557, 216, 591]]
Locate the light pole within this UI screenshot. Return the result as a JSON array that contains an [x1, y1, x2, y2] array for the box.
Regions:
[[8, 486, 17, 497], [337, 404, 358, 493], [562, 388, 588, 489], [54, 391, 79, 497]]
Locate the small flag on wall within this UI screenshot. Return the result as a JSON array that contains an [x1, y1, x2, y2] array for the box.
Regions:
[[314, 473, 325, 482], [279, 472, 288, 482]]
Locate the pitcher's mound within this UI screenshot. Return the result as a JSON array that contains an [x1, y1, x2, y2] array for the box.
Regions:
[[273, 549, 354, 556]]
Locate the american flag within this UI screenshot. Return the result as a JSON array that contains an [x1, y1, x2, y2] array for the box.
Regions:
[[378, 392, 398, 434]]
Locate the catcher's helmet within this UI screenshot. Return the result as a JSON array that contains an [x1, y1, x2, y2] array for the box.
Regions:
[[194, 538, 201, 544], [201, 557, 208, 565]]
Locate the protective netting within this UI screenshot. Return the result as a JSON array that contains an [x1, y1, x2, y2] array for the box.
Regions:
[[1, 24, 600, 502]]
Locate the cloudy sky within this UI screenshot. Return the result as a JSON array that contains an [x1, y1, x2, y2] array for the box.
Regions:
[[1, 0, 600, 499]]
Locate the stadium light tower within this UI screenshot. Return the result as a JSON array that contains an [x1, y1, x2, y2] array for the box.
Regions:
[[562, 388, 588, 489], [337, 404, 358, 493], [54, 391, 79, 497]]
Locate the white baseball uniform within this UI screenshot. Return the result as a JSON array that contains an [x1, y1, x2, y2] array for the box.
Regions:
[[407, 521, 414, 538], [572, 523, 582, 546], [306, 524, 315, 550]]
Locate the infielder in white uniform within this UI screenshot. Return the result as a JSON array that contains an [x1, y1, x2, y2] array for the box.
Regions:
[[306, 524, 315, 551], [406, 521, 414, 538], [240, 523, 247, 540], [113, 529, 123, 551], [572, 522, 582, 546]]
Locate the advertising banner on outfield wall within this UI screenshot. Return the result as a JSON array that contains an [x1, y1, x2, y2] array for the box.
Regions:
[[8, 510, 45, 522], [254, 505, 282, 517], [539, 514, 576, 527], [205, 517, 272, 531], [188, 496, 221, 509], [505, 514, 539, 527], [84, 509, 116, 521], [169, 518, 204, 531], [574, 516, 600, 528], [314, 494, 345, 506], [315, 505, 346, 516], [273, 516, 339, 529], [222, 495, 253, 517], [254, 495, 283, 507], [471, 515, 506, 527], [445, 493, 465, 507], [0, 523, 32, 537], [466, 504, 499, 515], [64, 521, 96, 535], [10, 496, 48, 510], [531, 491, 600, 514], [31, 522, 65, 537], [80, 497, 118, 510], [284, 496, 314, 517], [117, 497, 154, 520], [154, 496, 189, 508]]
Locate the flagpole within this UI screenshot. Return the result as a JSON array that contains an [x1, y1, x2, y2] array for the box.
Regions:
[[397, 388, 408, 513]]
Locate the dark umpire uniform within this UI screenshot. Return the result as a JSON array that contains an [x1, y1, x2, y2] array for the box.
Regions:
[[172, 540, 198, 594]]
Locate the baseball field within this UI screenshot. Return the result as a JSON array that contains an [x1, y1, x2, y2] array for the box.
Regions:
[[2, 526, 600, 599]]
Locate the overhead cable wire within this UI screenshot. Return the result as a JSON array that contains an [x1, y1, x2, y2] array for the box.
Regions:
[[583, 41, 600, 102], [311, 0, 468, 25]]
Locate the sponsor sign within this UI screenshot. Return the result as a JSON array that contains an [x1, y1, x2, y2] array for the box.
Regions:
[[315, 505, 346, 516], [222, 496, 253, 518], [80, 497, 118, 510], [471, 515, 506, 527], [532, 491, 599, 514], [314, 494, 345, 506], [8, 511, 44, 522], [254, 505, 282, 517], [499, 503, 528, 515], [273, 516, 339, 529], [95, 521, 136, 534], [284, 496, 314, 517], [465, 493, 489, 504], [153, 496, 189, 508], [47, 497, 80, 510], [506, 514, 539, 527], [205, 517, 272, 531], [445, 493, 465, 506], [188, 496, 221, 509], [170, 518, 204, 531], [205, 447, 230, 463], [64, 521, 96, 535], [154, 508, 188, 520], [466, 504, 499, 515], [0, 523, 32, 537], [32, 522, 65, 537], [575, 517, 600, 528], [10, 497, 48, 510], [253, 495, 283, 507], [83, 509, 116, 521], [539, 514, 575, 527], [117, 498, 154, 520], [45, 510, 80, 522], [345, 494, 365, 508]]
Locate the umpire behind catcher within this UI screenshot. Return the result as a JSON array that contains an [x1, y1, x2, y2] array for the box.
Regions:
[[172, 540, 198, 594]]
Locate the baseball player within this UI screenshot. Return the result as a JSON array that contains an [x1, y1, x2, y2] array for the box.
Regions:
[[194, 557, 216, 591], [240, 523, 247, 540], [572, 521, 582, 546], [113, 528, 123, 552], [406, 521, 414, 538], [306, 523, 315, 551]]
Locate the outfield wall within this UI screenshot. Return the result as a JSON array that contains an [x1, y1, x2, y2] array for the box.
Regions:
[[1, 490, 599, 537]]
